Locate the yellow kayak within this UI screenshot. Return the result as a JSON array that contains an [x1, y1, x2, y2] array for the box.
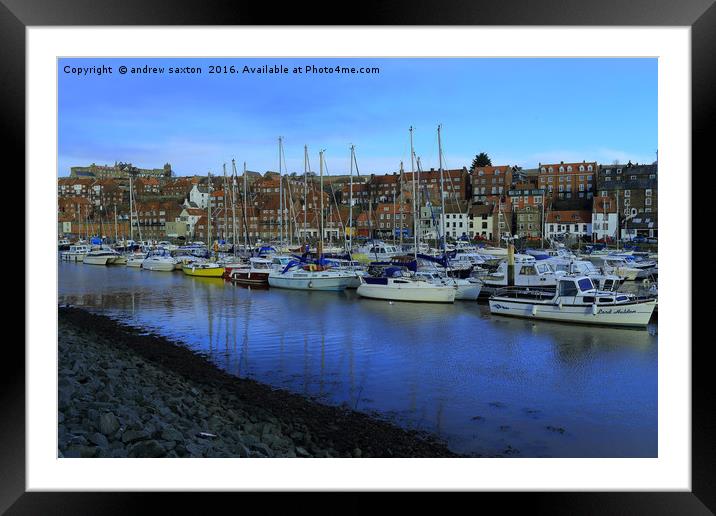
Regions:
[[181, 263, 225, 277]]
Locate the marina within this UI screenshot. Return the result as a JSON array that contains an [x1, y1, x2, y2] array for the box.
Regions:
[[59, 259, 657, 457]]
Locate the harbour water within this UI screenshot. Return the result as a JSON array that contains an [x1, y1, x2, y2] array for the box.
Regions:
[[58, 261, 657, 457]]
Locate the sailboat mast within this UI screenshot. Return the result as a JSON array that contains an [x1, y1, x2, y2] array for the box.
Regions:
[[128, 175, 134, 241], [348, 145, 354, 253], [278, 137, 284, 247], [319, 150, 325, 258], [399, 161, 404, 248], [207, 172, 212, 248], [243, 162, 249, 249], [410, 126, 417, 259], [231, 159, 238, 256], [438, 124, 446, 253], [114, 204, 118, 243], [303, 145, 308, 246]]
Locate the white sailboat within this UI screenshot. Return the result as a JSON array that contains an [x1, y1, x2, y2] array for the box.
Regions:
[[267, 148, 357, 291]]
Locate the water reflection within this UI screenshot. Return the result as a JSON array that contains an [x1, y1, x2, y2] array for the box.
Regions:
[[58, 262, 657, 457]]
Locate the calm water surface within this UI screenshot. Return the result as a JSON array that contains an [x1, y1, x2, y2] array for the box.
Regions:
[[58, 261, 657, 457]]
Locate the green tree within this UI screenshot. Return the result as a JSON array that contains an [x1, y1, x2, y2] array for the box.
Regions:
[[471, 153, 492, 169]]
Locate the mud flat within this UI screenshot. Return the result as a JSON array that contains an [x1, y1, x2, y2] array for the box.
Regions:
[[58, 306, 459, 458]]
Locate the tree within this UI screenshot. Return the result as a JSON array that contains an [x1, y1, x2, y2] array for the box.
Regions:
[[471, 153, 492, 169]]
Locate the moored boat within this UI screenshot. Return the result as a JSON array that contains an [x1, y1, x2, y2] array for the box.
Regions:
[[181, 262, 226, 277], [141, 252, 178, 272], [356, 274, 456, 303], [488, 275, 656, 327], [229, 257, 271, 285]]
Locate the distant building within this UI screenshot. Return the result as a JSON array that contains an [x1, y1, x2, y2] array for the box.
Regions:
[[70, 162, 172, 179]]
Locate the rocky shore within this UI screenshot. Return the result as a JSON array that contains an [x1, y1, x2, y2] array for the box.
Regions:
[[58, 307, 459, 458]]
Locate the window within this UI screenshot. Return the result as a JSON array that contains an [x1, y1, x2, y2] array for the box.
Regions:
[[624, 190, 630, 197], [587, 165, 593, 172], [645, 198, 652, 206], [559, 281, 579, 296], [645, 189, 652, 196], [605, 177, 611, 182]]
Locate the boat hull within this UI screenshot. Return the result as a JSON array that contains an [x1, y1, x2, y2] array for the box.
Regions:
[[83, 255, 113, 265], [357, 283, 456, 303], [488, 298, 656, 327], [268, 272, 353, 291], [230, 271, 270, 285], [182, 266, 225, 277], [142, 261, 176, 272], [126, 259, 144, 268]]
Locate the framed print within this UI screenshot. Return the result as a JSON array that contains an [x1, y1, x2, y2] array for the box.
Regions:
[[5, 0, 712, 512]]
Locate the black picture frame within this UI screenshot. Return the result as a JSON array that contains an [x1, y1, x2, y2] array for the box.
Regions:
[[5, 0, 710, 512]]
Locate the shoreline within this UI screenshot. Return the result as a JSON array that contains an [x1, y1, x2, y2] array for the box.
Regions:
[[58, 306, 460, 458]]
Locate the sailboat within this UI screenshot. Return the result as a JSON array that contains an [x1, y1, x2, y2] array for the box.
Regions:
[[355, 127, 457, 303], [268, 148, 357, 291]]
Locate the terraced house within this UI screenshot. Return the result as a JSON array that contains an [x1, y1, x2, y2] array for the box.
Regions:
[[596, 162, 658, 240], [537, 161, 596, 206]]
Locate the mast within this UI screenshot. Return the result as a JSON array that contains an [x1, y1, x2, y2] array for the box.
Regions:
[[278, 137, 284, 247], [410, 126, 417, 259], [114, 204, 118, 243], [207, 172, 212, 248], [231, 159, 238, 256], [438, 124, 446, 253], [399, 161, 404, 247], [128, 175, 134, 241], [223, 163, 228, 243], [319, 150, 325, 259], [303, 145, 309, 246], [243, 161, 249, 249], [348, 145, 354, 253]]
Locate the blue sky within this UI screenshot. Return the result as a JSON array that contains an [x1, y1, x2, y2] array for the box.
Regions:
[[58, 58, 657, 176]]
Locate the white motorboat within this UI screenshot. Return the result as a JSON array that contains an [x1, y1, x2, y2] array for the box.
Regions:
[[125, 252, 147, 268], [60, 244, 91, 262], [268, 263, 357, 291], [353, 241, 403, 262], [414, 270, 482, 300], [83, 248, 121, 266], [545, 258, 623, 292], [356, 274, 456, 303], [489, 275, 656, 327], [476, 254, 562, 299], [585, 256, 642, 281], [141, 253, 178, 272]]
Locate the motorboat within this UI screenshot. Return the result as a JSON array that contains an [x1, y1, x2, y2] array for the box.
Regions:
[[478, 254, 560, 296], [545, 258, 623, 292], [489, 275, 656, 327], [229, 257, 272, 285], [585, 255, 642, 281], [181, 262, 225, 277], [356, 270, 456, 303], [353, 241, 403, 262], [125, 252, 147, 268], [82, 248, 121, 265], [414, 270, 482, 300], [60, 244, 91, 262], [58, 239, 71, 250], [141, 252, 178, 272]]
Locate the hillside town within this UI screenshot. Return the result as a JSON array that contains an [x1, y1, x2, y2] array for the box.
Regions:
[[57, 157, 658, 246]]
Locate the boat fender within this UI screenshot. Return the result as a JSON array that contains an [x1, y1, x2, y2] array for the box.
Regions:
[[558, 301, 563, 310], [643, 278, 651, 287], [308, 281, 313, 289], [531, 305, 537, 316], [592, 303, 597, 316]]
